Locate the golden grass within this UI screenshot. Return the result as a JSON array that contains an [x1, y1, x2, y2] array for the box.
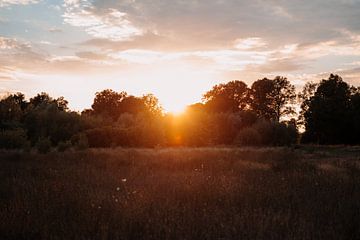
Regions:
[[0, 146, 359, 239]]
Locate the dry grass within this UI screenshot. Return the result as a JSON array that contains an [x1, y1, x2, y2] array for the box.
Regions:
[[0, 146, 360, 240]]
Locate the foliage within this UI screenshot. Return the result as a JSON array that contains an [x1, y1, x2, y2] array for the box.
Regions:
[[0, 93, 26, 129], [57, 140, 72, 152], [35, 137, 52, 154], [3, 72, 360, 148], [203, 80, 249, 113], [0, 128, 30, 149], [234, 120, 298, 146], [234, 127, 262, 146], [71, 133, 89, 150], [301, 74, 360, 144], [91, 89, 127, 120], [250, 76, 296, 121], [23, 103, 82, 145]]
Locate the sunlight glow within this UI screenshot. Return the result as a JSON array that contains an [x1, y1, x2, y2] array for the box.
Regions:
[[165, 101, 187, 115], [116, 61, 220, 114]]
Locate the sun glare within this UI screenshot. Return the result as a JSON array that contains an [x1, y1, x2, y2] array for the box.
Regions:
[[164, 102, 187, 115], [119, 62, 218, 115]]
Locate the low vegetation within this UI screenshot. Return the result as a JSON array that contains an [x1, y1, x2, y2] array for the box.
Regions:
[[1, 146, 359, 239]]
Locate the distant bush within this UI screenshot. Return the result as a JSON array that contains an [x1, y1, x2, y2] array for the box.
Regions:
[[57, 140, 72, 152], [36, 137, 52, 154], [0, 129, 30, 149], [71, 133, 89, 150], [234, 120, 298, 146], [234, 127, 261, 146]]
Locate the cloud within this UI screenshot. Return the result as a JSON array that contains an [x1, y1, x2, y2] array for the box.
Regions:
[[0, 66, 18, 82], [0, 0, 39, 7], [234, 37, 267, 50], [0, 37, 19, 49], [0, 36, 31, 50], [48, 27, 62, 33], [0, 36, 48, 74], [81, 0, 360, 48], [75, 51, 108, 61], [247, 58, 304, 73], [63, 0, 142, 41]]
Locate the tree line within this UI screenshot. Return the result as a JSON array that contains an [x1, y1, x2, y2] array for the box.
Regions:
[[0, 74, 359, 152]]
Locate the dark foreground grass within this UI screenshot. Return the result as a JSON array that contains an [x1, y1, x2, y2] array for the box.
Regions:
[[1, 146, 360, 240]]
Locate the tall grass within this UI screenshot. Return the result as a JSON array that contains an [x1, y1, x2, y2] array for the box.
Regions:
[[0, 147, 359, 239]]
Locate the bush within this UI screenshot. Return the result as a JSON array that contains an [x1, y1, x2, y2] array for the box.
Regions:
[[251, 120, 298, 146], [71, 133, 89, 150], [234, 127, 261, 146], [57, 140, 72, 152], [36, 137, 52, 154], [0, 129, 30, 149]]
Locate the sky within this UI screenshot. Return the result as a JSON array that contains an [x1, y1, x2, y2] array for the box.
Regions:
[[1, 0, 360, 112]]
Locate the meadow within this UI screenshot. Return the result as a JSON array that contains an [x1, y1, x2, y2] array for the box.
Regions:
[[1, 146, 360, 240]]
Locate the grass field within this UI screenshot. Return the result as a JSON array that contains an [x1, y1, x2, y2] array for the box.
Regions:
[[1, 146, 360, 240]]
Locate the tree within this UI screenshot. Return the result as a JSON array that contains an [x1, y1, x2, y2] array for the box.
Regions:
[[91, 89, 127, 120], [297, 81, 318, 127], [30, 92, 69, 111], [202, 80, 249, 113], [141, 94, 163, 115], [272, 76, 296, 121], [0, 93, 25, 127], [302, 74, 352, 144], [120, 96, 147, 115], [24, 94, 81, 145], [250, 76, 296, 121], [349, 87, 360, 144]]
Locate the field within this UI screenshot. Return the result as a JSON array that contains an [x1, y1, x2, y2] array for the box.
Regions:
[[1, 146, 360, 240]]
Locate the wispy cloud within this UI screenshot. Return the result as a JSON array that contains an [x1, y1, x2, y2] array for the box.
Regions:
[[0, 0, 39, 7], [234, 38, 267, 50], [63, 0, 142, 41]]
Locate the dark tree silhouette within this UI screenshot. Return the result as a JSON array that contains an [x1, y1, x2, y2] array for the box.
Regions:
[[302, 74, 352, 144], [250, 76, 296, 121], [350, 87, 360, 143], [297, 81, 318, 127], [202, 80, 249, 113], [91, 89, 127, 120], [0, 93, 26, 126], [30, 92, 69, 111]]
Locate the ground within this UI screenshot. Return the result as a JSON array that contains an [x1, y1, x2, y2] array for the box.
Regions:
[[1, 146, 360, 239]]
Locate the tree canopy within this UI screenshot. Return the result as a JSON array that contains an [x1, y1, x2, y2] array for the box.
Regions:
[[0, 73, 359, 151]]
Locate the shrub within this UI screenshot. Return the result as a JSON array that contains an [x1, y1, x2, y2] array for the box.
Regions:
[[36, 137, 52, 154], [57, 140, 72, 152], [71, 133, 89, 150], [0, 129, 30, 149], [251, 120, 298, 146], [234, 127, 261, 146]]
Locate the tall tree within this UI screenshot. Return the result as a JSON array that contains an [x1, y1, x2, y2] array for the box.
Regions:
[[30, 92, 68, 111], [0, 93, 26, 128], [302, 74, 351, 144], [297, 81, 318, 127], [91, 89, 127, 120], [350, 87, 360, 144], [202, 80, 249, 113], [141, 94, 163, 115], [250, 76, 296, 121]]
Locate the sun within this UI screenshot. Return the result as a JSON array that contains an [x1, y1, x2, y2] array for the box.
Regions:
[[112, 60, 219, 115], [163, 101, 187, 115]]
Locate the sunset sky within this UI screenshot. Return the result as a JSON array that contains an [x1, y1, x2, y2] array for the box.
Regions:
[[1, 0, 360, 112]]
